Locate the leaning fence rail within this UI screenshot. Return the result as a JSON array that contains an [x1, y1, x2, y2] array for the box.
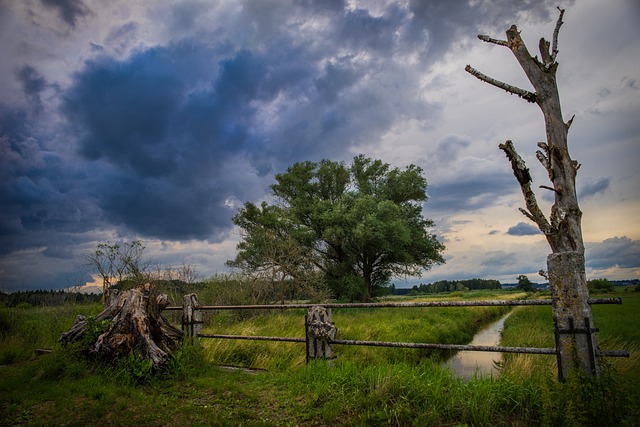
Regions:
[[164, 296, 630, 378]]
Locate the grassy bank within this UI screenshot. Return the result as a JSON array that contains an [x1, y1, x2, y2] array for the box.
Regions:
[[500, 292, 640, 425], [203, 297, 513, 370], [1, 290, 637, 426], [0, 303, 102, 365]]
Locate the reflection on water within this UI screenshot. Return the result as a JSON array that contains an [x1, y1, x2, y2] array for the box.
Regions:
[[445, 312, 512, 380]]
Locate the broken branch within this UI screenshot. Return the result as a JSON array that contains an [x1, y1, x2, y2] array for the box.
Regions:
[[566, 114, 575, 130], [465, 65, 537, 103], [539, 185, 558, 193], [478, 34, 508, 46], [499, 140, 552, 235], [551, 8, 565, 63]]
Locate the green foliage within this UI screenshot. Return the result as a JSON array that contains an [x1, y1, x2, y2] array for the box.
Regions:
[[0, 303, 102, 365], [1, 293, 638, 426], [115, 353, 155, 385], [412, 278, 502, 294], [0, 290, 101, 307], [538, 363, 627, 427], [80, 316, 113, 349], [500, 294, 640, 425], [587, 277, 614, 293], [229, 155, 444, 301], [516, 274, 535, 292]]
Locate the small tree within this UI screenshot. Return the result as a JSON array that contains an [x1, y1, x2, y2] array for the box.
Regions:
[[466, 9, 598, 377], [84, 240, 154, 304], [516, 274, 535, 292], [587, 278, 613, 294]]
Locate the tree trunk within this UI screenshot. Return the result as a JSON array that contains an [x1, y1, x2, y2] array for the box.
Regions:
[[466, 9, 598, 377], [60, 283, 183, 368]]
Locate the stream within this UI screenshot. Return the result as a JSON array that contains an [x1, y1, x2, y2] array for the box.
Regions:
[[444, 311, 513, 380]]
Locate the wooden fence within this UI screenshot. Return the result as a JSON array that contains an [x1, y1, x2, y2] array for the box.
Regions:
[[164, 296, 629, 379]]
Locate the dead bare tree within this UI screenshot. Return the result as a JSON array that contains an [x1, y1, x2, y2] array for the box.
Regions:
[[466, 9, 598, 377]]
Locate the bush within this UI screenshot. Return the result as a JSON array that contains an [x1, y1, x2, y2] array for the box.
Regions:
[[588, 278, 614, 293]]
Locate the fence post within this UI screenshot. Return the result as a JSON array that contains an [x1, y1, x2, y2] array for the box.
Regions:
[[306, 306, 337, 362], [305, 305, 338, 363], [548, 252, 599, 379], [182, 293, 202, 342]]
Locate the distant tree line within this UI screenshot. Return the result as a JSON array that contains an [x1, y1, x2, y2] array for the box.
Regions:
[[410, 278, 501, 294], [0, 290, 101, 307]]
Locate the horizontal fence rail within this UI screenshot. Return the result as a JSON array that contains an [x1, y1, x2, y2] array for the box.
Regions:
[[164, 297, 621, 311], [196, 333, 628, 357], [170, 295, 630, 376]]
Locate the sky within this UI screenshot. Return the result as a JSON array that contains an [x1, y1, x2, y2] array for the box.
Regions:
[[1, 0, 639, 293]]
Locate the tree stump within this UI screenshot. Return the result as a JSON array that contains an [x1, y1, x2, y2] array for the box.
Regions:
[[59, 283, 183, 368]]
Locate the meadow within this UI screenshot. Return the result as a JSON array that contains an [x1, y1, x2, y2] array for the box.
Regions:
[[1, 289, 638, 426]]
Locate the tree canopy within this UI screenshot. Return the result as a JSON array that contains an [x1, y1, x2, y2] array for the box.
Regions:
[[516, 274, 535, 292], [228, 155, 445, 301]]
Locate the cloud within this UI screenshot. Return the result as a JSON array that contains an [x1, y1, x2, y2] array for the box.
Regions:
[[39, 0, 90, 28], [507, 222, 542, 236], [427, 171, 515, 213], [586, 236, 640, 269], [16, 65, 47, 112], [481, 250, 517, 268], [407, 0, 575, 58], [577, 177, 610, 199], [0, 0, 637, 293]]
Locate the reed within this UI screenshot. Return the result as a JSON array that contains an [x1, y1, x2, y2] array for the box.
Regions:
[[1, 290, 637, 426]]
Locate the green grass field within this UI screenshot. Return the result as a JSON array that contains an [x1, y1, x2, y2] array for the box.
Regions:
[[1, 290, 638, 426]]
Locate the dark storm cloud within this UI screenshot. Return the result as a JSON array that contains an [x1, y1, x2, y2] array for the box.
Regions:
[[0, 122, 103, 257], [39, 0, 90, 28], [16, 65, 47, 112], [507, 222, 541, 236], [426, 171, 515, 213], [4, 0, 608, 293], [408, 0, 574, 57], [586, 236, 640, 269], [3, 2, 441, 249], [60, 41, 265, 240]]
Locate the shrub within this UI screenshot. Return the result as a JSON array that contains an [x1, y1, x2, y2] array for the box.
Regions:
[[587, 278, 614, 293]]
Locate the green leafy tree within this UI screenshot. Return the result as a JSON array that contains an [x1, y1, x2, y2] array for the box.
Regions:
[[516, 274, 535, 292], [587, 278, 613, 293], [228, 155, 445, 301]]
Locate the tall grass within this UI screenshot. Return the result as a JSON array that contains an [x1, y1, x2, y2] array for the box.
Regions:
[[201, 295, 511, 370], [0, 303, 101, 365], [499, 293, 640, 425], [1, 290, 637, 426]]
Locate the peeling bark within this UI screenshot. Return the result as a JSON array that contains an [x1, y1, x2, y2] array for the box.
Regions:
[[60, 283, 183, 368], [467, 9, 598, 377]]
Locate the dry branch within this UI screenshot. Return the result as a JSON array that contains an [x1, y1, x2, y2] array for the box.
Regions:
[[478, 34, 508, 46], [551, 8, 565, 63], [469, 8, 599, 377], [465, 65, 537, 102], [499, 140, 552, 235]]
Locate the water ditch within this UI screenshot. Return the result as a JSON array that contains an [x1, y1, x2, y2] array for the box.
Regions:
[[444, 310, 513, 380]]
